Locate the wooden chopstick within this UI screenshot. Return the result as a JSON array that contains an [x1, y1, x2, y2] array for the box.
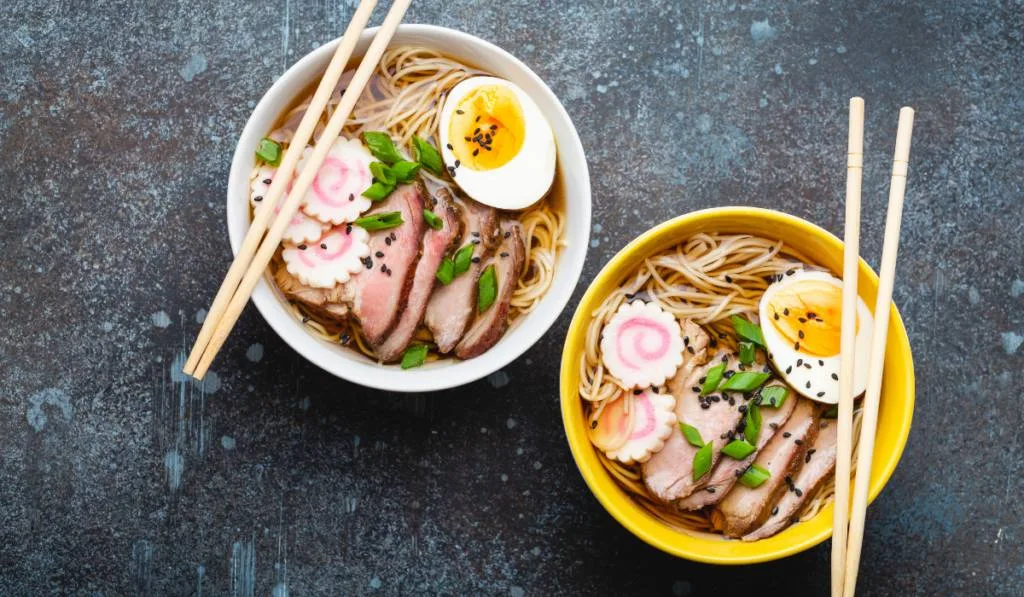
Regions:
[[182, 0, 380, 377], [842, 106, 914, 597], [190, 0, 414, 380], [831, 96, 864, 597]]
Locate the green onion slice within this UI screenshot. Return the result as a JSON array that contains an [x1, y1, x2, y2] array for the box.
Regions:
[[370, 161, 396, 186], [255, 138, 282, 166], [760, 385, 789, 408], [700, 363, 725, 396], [722, 439, 756, 460], [423, 209, 443, 230], [744, 402, 762, 445], [739, 341, 756, 365], [692, 441, 714, 481], [362, 131, 404, 164], [720, 371, 771, 393], [353, 211, 403, 231], [435, 257, 455, 285], [477, 265, 497, 312], [400, 344, 428, 369], [680, 422, 704, 448], [453, 244, 474, 275], [362, 182, 394, 201], [738, 464, 771, 488], [412, 135, 443, 175], [391, 160, 421, 182], [730, 315, 766, 347]]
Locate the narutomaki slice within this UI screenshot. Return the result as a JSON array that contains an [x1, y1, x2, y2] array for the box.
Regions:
[[281, 225, 371, 288], [589, 392, 635, 453], [604, 390, 677, 464], [599, 301, 685, 389], [250, 163, 327, 244], [296, 137, 375, 225]]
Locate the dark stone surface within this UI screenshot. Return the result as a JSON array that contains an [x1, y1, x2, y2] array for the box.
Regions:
[[2, 0, 1022, 594]]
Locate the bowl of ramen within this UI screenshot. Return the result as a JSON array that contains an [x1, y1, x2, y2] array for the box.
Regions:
[[227, 25, 590, 391], [560, 207, 914, 564]]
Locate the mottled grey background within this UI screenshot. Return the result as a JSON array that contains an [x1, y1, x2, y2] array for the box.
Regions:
[[1, 0, 1021, 595]]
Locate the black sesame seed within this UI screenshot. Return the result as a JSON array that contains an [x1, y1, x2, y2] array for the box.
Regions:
[[806, 381, 812, 389], [471, 231, 480, 237], [380, 264, 387, 272], [783, 432, 791, 438], [475, 115, 480, 122], [691, 386, 701, 393], [633, 389, 643, 395], [725, 275, 733, 283], [262, 178, 272, 184], [471, 257, 481, 263], [794, 439, 804, 446], [804, 363, 812, 370], [504, 230, 511, 238], [684, 336, 690, 346], [831, 373, 839, 381], [473, 128, 480, 134], [797, 358, 803, 367], [706, 487, 716, 494], [298, 244, 307, 250], [799, 317, 807, 324], [771, 506, 779, 516], [711, 395, 720, 402], [254, 195, 263, 202], [818, 359, 825, 367], [687, 346, 695, 354], [738, 405, 747, 414], [721, 354, 729, 363], [454, 159, 461, 168], [723, 370, 735, 379], [807, 312, 816, 319], [301, 316, 310, 324], [500, 252, 509, 258], [785, 366, 792, 374], [773, 312, 780, 320], [385, 237, 392, 246], [795, 488, 803, 497], [735, 469, 744, 477], [346, 224, 353, 234], [320, 243, 327, 249], [798, 330, 805, 339], [456, 109, 464, 114], [794, 341, 801, 350], [769, 422, 779, 429], [590, 420, 598, 429], [340, 334, 350, 344], [446, 143, 453, 150], [718, 332, 728, 339], [375, 251, 384, 258], [473, 149, 479, 156], [783, 308, 790, 316], [701, 403, 710, 410], [785, 475, 793, 486], [390, 232, 397, 240], [709, 337, 718, 348], [817, 391, 825, 398], [728, 397, 736, 406]]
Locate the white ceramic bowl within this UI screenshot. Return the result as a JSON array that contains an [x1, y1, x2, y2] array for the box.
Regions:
[[227, 25, 591, 392]]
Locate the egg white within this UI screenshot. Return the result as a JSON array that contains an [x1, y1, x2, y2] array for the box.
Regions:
[[759, 271, 873, 404], [438, 77, 556, 210]]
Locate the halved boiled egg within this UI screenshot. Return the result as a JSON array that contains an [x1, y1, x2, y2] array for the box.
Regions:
[[438, 77, 555, 210], [759, 270, 873, 404]]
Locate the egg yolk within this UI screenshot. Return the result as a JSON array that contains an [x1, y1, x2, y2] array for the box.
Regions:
[[766, 280, 857, 357], [448, 84, 524, 171]]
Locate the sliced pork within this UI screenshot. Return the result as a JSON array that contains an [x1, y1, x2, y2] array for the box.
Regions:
[[712, 398, 819, 537], [424, 197, 500, 353], [348, 181, 427, 346], [743, 416, 839, 541], [373, 188, 461, 362], [454, 220, 526, 359], [642, 321, 746, 503], [676, 381, 798, 510], [274, 265, 350, 323]]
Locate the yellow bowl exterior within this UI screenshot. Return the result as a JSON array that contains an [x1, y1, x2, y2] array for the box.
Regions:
[[559, 207, 915, 565]]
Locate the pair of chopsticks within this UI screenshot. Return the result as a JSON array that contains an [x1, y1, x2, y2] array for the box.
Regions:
[[831, 99, 914, 597], [182, 0, 413, 381]]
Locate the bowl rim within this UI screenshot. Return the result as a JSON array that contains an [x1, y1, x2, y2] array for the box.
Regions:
[[226, 24, 591, 392], [559, 206, 915, 564]]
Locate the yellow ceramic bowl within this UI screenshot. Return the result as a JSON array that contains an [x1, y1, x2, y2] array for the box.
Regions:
[[560, 207, 915, 565]]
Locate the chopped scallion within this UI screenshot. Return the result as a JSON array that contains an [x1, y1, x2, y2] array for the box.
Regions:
[[692, 441, 714, 481], [680, 423, 704, 448], [477, 265, 497, 312], [353, 211, 403, 231], [700, 363, 725, 396], [400, 344, 428, 369], [370, 161, 396, 186], [759, 385, 789, 408], [412, 135, 443, 175], [730, 315, 766, 347], [744, 402, 762, 445], [255, 138, 282, 166], [423, 209, 443, 230], [362, 182, 394, 201], [435, 257, 455, 285], [391, 160, 421, 182], [720, 371, 771, 393], [739, 341, 756, 365], [738, 464, 770, 488], [453, 244, 474, 275], [362, 131, 404, 164], [722, 439, 756, 460]]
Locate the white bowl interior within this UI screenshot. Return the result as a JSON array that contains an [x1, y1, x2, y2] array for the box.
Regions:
[[226, 25, 591, 392]]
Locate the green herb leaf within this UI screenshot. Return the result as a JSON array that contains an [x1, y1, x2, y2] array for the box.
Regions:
[[412, 135, 443, 175], [370, 161, 397, 186], [362, 181, 394, 201], [435, 257, 455, 285], [423, 209, 443, 230], [700, 363, 725, 396], [392, 160, 422, 182], [720, 371, 772, 393], [362, 131, 404, 164], [679, 423, 704, 448], [353, 211, 403, 231], [477, 265, 497, 312], [692, 441, 714, 481], [722, 439, 756, 460], [822, 405, 839, 419], [453, 244, 475, 275], [400, 344, 428, 369], [760, 385, 789, 408], [738, 464, 771, 488], [255, 138, 282, 166], [739, 341, 756, 365], [730, 315, 766, 347], [744, 402, 762, 445]]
